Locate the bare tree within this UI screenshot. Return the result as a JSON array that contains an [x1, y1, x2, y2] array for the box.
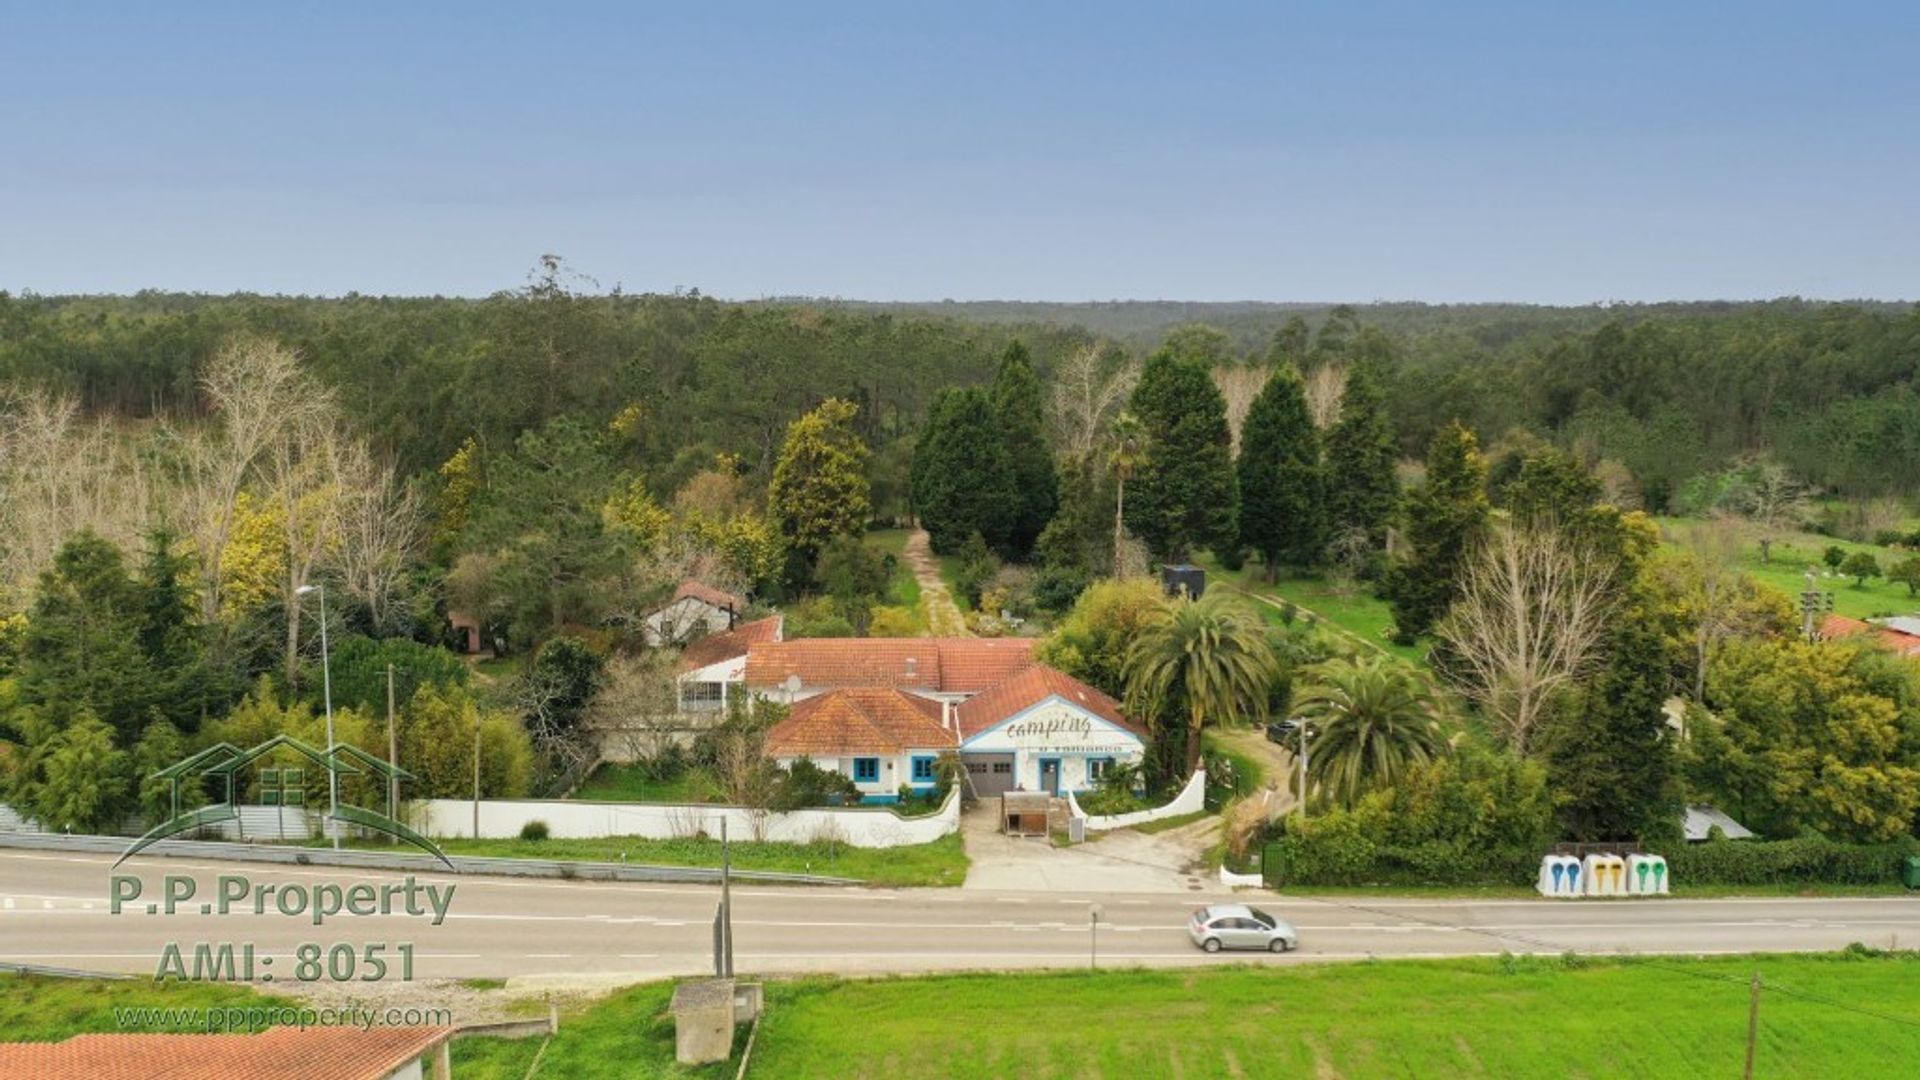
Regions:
[[333, 445, 425, 634], [1049, 345, 1138, 460], [1439, 522, 1619, 753], [1211, 364, 1270, 454], [0, 391, 159, 605], [1670, 516, 1743, 707], [267, 406, 349, 688], [185, 339, 330, 620], [1729, 455, 1809, 564], [1302, 362, 1347, 429]]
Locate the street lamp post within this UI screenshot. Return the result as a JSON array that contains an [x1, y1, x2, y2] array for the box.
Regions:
[[1297, 721, 1310, 821], [297, 583, 339, 850]]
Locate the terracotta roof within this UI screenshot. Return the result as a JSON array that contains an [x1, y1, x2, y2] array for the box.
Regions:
[[674, 580, 744, 611], [0, 1026, 452, 1080], [955, 665, 1147, 740], [764, 688, 956, 758], [1821, 614, 1920, 658], [679, 615, 783, 673], [744, 638, 1037, 693]]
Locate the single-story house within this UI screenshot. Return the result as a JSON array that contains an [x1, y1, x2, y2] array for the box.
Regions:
[[675, 615, 784, 713], [1821, 613, 1920, 660], [741, 637, 1039, 713], [763, 688, 958, 803], [645, 580, 746, 647], [0, 1025, 455, 1079], [954, 665, 1147, 796]]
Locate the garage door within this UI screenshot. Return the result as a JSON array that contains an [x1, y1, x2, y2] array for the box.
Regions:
[[963, 753, 1016, 796]]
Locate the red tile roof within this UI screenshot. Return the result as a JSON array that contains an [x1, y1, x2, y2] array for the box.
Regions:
[[955, 665, 1147, 740], [764, 688, 956, 758], [1821, 614, 1920, 658], [674, 580, 744, 610], [0, 1026, 452, 1080], [678, 615, 783, 673], [744, 638, 1037, 694]]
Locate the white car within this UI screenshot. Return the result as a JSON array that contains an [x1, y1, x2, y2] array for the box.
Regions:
[[1188, 904, 1298, 953]]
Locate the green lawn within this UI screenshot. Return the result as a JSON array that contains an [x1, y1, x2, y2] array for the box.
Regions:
[[0, 974, 270, 1040], [1656, 516, 1920, 621], [1195, 555, 1427, 665], [445, 952, 1920, 1079], [572, 763, 714, 804], [866, 528, 923, 610], [18, 953, 1920, 1077], [418, 831, 968, 888]]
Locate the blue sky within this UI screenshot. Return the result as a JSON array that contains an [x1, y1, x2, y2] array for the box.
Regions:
[[3, 2, 1915, 302]]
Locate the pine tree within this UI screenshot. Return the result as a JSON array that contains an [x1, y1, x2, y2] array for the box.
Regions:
[[1237, 365, 1325, 577], [1323, 363, 1398, 560], [912, 387, 1017, 555], [20, 533, 158, 744], [990, 342, 1059, 560], [136, 528, 226, 732], [770, 398, 872, 575], [1125, 349, 1238, 562], [1386, 422, 1489, 641]]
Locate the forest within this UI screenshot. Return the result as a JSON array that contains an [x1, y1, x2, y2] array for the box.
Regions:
[[2, 264, 1918, 873]]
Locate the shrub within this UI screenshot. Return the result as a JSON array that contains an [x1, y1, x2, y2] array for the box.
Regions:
[[518, 820, 550, 842], [1649, 835, 1920, 886]]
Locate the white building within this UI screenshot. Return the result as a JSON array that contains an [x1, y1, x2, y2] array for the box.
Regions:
[[763, 688, 957, 804], [953, 666, 1146, 796], [644, 580, 747, 647], [674, 615, 784, 714]]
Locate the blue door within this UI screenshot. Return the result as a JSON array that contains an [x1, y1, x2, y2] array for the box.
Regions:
[[1038, 758, 1061, 796]]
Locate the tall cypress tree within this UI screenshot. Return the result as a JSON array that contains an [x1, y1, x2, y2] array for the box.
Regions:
[[990, 342, 1058, 560], [912, 387, 1017, 555], [1323, 363, 1398, 559], [20, 532, 158, 744], [1125, 349, 1237, 562], [1237, 365, 1325, 577], [1386, 422, 1488, 642]]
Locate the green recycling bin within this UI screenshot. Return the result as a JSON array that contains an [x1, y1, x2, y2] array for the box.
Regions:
[[1903, 856, 1920, 890]]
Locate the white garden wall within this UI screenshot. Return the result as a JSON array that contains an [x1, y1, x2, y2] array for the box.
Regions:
[[408, 790, 959, 848], [1066, 769, 1206, 831]]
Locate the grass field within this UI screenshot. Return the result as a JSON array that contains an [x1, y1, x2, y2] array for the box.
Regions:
[[440, 951, 1920, 1079], [417, 831, 968, 887], [15, 953, 1920, 1077], [865, 527, 929, 633], [1194, 555, 1426, 665], [572, 763, 713, 804], [1656, 516, 1920, 621]]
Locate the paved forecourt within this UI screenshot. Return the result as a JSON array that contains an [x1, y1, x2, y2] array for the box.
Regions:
[[1, 850, 1917, 983]]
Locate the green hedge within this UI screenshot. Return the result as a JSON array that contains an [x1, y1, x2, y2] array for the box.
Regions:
[[1649, 835, 1920, 886], [1268, 833, 1920, 889], [1265, 837, 1540, 888]]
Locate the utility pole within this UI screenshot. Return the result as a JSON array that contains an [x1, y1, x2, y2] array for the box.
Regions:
[[472, 710, 481, 840], [386, 664, 399, 836], [1297, 722, 1310, 820], [720, 817, 735, 978], [1799, 568, 1833, 643], [1744, 971, 1762, 1080], [297, 584, 339, 850]]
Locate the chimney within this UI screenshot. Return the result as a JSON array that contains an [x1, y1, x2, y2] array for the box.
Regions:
[[905, 656, 918, 679]]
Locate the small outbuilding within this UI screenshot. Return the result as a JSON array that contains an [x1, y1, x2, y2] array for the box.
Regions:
[[1682, 803, 1755, 841]]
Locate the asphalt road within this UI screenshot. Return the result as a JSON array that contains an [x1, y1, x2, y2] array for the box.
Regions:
[[2, 850, 1917, 984]]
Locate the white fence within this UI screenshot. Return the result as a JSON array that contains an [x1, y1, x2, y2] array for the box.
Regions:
[[409, 790, 961, 848], [1065, 770, 1206, 831]]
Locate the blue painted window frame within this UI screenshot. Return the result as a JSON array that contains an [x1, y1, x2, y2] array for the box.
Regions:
[[910, 755, 937, 783], [853, 757, 880, 783]]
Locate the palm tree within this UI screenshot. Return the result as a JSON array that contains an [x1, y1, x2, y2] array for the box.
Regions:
[[1124, 592, 1277, 776], [1293, 656, 1448, 807]]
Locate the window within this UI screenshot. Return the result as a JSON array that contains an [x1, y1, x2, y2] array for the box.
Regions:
[[966, 763, 987, 774], [1087, 757, 1116, 782], [680, 681, 725, 711], [911, 756, 936, 783], [991, 762, 1012, 775], [853, 758, 880, 783]]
